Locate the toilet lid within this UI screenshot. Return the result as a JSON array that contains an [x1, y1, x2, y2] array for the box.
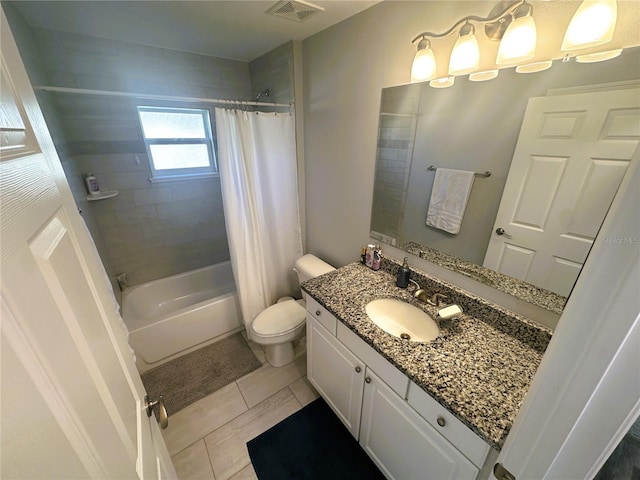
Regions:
[[252, 300, 306, 336]]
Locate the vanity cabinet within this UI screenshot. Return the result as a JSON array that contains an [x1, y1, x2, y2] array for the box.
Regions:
[[306, 297, 484, 480], [307, 311, 363, 438]]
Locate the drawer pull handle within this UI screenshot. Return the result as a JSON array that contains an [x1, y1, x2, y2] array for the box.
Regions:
[[437, 416, 446, 427], [365, 377, 371, 384], [355, 366, 362, 373], [315, 310, 321, 316]]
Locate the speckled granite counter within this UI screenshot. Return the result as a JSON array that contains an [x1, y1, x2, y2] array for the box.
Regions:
[[301, 260, 552, 450], [400, 241, 567, 314]]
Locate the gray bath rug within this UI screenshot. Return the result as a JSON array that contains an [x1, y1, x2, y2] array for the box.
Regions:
[[141, 333, 262, 416]]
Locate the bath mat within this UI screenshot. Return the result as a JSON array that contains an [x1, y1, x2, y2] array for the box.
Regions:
[[141, 333, 261, 416], [247, 398, 385, 480]]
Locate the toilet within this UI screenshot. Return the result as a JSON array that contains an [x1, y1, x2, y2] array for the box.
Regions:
[[250, 254, 334, 367]]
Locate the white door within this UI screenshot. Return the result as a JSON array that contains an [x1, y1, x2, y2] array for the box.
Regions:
[[483, 88, 640, 296], [492, 148, 640, 479], [0, 9, 176, 479]]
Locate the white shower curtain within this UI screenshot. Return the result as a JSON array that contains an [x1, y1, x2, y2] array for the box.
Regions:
[[215, 108, 303, 333]]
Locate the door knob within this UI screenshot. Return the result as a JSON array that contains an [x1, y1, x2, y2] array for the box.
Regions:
[[145, 394, 168, 429], [495, 227, 512, 239]]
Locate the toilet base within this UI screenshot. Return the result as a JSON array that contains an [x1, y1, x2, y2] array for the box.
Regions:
[[264, 342, 295, 367]]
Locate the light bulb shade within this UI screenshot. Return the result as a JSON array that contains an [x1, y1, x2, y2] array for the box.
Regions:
[[449, 32, 480, 76], [575, 48, 622, 63], [561, 0, 617, 51], [429, 76, 455, 89], [469, 70, 499, 82], [496, 15, 537, 65], [411, 43, 437, 83]]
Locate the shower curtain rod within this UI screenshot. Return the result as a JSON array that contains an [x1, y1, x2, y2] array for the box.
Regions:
[[32, 85, 293, 108]]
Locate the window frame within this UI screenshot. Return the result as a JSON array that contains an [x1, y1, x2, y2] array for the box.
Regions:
[[137, 106, 217, 182]]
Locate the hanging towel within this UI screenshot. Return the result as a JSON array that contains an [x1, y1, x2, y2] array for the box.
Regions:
[[426, 168, 475, 234]]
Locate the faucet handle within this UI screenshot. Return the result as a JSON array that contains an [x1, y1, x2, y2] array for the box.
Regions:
[[414, 289, 429, 303], [428, 293, 448, 306]]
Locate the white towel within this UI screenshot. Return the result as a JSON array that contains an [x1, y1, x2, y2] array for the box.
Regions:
[[426, 168, 475, 234]]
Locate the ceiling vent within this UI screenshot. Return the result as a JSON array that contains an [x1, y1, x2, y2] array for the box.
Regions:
[[266, 0, 324, 22]]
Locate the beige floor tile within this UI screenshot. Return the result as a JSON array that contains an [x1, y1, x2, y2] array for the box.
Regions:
[[229, 463, 258, 480], [204, 387, 302, 480], [288, 376, 319, 407], [171, 440, 214, 480], [163, 382, 248, 455], [236, 355, 307, 408]]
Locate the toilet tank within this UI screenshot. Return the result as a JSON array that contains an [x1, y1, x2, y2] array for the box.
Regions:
[[294, 254, 335, 283]]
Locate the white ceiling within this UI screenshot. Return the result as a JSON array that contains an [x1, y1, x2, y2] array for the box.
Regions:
[[8, 0, 381, 62]]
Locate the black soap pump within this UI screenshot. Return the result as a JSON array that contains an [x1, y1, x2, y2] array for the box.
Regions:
[[396, 257, 411, 288]]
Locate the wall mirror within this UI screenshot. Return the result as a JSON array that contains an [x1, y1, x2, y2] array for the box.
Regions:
[[371, 47, 640, 314]]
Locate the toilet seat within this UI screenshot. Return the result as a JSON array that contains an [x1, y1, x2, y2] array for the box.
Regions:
[[252, 300, 306, 337]]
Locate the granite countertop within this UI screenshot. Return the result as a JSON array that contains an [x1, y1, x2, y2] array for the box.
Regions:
[[301, 261, 552, 450]]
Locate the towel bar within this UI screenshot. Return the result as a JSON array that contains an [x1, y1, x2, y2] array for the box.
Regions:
[[427, 165, 491, 178]]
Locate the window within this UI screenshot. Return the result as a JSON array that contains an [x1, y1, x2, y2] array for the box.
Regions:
[[137, 106, 216, 181]]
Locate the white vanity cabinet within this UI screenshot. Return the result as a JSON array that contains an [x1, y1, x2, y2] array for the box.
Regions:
[[306, 297, 486, 480], [307, 310, 364, 438], [359, 368, 480, 480]]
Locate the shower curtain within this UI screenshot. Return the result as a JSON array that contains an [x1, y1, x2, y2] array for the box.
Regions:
[[215, 108, 303, 334]]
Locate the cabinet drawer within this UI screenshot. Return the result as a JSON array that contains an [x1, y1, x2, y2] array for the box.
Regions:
[[407, 381, 490, 468], [337, 322, 408, 398], [306, 296, 337, 335]]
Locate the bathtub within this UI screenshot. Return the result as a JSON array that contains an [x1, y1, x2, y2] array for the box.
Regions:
[[122, 262, 243, 371]]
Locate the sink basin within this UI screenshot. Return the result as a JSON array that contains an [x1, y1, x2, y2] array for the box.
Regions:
[[365, 298, 439, 343]]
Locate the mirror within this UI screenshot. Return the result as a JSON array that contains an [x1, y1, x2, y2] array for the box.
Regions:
[[371, 47, 640, 314]]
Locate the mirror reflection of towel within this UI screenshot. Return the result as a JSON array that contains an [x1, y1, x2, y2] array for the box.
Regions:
[[426, 168, 475, 235]]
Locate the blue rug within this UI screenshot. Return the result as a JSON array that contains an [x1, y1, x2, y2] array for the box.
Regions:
[[247, 398, 385, 480]]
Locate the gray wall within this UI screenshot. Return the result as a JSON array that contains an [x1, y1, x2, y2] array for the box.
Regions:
[[6, 9, 296, 289], [29, 26, 252, 287]]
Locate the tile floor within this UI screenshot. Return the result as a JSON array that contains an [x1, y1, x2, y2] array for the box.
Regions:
[[162, 335, 319, 480]]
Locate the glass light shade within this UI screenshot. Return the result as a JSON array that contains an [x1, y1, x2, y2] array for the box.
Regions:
[[516, 60, 552, 73], [449, 32, 480, 76], [562, 0, 617, 51], [575, 48, 622, 63], [411, 43, 437, 83], [469, 70, 499, 82], [496, 15, 537, 65], [429, 76, 455, 89]]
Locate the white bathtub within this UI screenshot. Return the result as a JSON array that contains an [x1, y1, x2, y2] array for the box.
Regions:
[[122, 262, 243, 372]]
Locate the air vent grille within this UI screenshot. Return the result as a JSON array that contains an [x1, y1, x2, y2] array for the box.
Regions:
[[266, 0, 324, 22]]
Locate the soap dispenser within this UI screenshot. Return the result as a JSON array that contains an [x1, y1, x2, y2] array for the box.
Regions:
[[396, 257, 411, 288]]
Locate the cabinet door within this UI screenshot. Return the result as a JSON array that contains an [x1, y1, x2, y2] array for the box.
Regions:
[[360, 369, 479, 480], [307, 315, 364, 438]]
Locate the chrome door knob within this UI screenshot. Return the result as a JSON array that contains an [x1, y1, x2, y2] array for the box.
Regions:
[[145, 394, 168, 429], [495, 227, 512, 239]]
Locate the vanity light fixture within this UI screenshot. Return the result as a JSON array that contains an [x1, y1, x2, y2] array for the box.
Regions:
[[411, 37, 437, 82], [562, 0, 618, 51], [410, 0, 622, 86], [496, 2, 537, 65], [449, 22, 480, 76], [410, 0, 536, 86]]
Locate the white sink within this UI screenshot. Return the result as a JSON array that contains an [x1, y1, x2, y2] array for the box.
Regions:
[[365, 298, 439, 343]]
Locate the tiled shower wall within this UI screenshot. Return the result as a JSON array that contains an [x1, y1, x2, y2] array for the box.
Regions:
[[370, 85, 420, 244], [8, 8, 296, 289]]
